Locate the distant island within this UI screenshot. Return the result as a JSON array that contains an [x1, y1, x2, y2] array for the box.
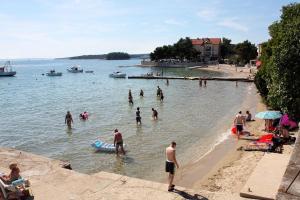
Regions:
[[64, 52, 149, 60]]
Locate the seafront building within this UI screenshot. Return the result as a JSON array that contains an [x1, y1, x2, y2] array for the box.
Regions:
[[141, 37, 221, 67], [191, 38, 221, 62]]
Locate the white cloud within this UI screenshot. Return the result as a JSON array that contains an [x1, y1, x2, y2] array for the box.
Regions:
[[164, 19, 186, 26], [217, 18, 249, 32], [196, 8, 218, 21]]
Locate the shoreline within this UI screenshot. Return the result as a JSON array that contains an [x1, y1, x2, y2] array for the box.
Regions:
[[174, 84, 263, 190], [195, 64, 257, 78]]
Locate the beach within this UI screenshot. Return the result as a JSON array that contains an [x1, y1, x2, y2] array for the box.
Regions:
[[195, 64, 257, 78], [0, 60, 297, 199]]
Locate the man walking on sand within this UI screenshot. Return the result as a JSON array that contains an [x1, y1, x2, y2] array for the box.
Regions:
[[165, 141, 179, 192], [234, 111, 245, 139]]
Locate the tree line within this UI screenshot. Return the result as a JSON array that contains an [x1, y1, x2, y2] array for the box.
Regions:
[[68, 52, 131, 60], [255, 3, 300, 118], [150, 37, 257, 65]]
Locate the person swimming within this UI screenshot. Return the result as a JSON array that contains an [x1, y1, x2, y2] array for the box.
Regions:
[[80, 111, 88, 120]]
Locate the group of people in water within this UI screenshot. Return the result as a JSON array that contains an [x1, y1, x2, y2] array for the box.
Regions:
[[64, 85, 165, 129], [63, 81, 181, 191], [65, 111, 89, 129], [128, 85, 165, 105]]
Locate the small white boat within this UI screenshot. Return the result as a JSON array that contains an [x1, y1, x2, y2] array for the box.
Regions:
[[0, 61, 16, 77], [67, 65, 83, 73], [91, 140, 126, 152], [46, 70, 62, 76], [85, 70, 94, 73], [109, 71, 126, 78]]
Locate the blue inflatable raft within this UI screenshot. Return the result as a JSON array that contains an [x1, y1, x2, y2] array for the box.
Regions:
[[91, 140, 125, 152]]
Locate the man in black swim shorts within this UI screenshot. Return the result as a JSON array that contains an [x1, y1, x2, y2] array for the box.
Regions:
[[165, 141, 179, 191]]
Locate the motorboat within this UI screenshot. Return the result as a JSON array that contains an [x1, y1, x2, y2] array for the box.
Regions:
[[85, 70, 94, 73], [67, 65, 83, 73], [46, 70, 62, 76], [109, 71, 126, 78], [0, 61, 16, 77]]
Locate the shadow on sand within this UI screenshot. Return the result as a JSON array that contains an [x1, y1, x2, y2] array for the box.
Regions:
[[173, 189, 208, 200]]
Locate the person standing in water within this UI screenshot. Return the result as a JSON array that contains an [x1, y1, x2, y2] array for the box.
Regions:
[[136, 107, 142, 125], [65, 111, 73, 129], [204, 79, 207, 87], [165, 141, 179, 192], [166, 79, 169, 86], [113, 129, 125, 156], [157, 86, 161, 96], [160, 91, 164, 102], [128, 89, 133, 105], [140, 89, 144, 97], [199, 78, 202, 87], [152, 108, 158, 120]]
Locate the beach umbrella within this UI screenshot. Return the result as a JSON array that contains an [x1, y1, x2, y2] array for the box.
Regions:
[[255, 111, 282, 119]]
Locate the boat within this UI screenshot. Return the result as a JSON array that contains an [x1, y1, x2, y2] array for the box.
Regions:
[[109, 71, 126, 78], [85, 70, 94, 73], [91, 140, 125, 152], [46, 70, 62, 76], [67, 65, 83, 73], [0, 61, 16, 77]]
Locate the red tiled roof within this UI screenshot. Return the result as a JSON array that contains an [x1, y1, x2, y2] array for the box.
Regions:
[[191, 38, 221, 45]]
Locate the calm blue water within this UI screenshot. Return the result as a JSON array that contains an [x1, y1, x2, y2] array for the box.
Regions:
[[0, 59, 255, 181]]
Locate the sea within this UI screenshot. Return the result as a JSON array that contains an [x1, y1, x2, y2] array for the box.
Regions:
[[0, 59, 257, 181]]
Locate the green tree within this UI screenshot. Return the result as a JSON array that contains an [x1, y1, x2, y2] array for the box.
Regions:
[[173, 37, 195, 61], [220, 37, 235, 59], [150, 37, 199, 61], [255, 3, 300, 118], [234, 40, 257, 65], [106, 52, 130, 60]]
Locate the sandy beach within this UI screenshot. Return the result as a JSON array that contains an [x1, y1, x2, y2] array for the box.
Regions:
[[196, 64, 257, 78], [171, 65, 295, 199], [172, 91, 265, 195]]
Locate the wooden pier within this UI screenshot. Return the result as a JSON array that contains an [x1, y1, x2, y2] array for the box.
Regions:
[[128, 75, 254, 82]]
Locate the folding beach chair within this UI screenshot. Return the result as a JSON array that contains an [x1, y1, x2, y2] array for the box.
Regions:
[[0, 178, 18, 200], [0, 178, 33, 200]]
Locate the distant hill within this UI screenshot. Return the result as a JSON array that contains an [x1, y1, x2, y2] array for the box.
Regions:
[[64, 53, 149, 60]]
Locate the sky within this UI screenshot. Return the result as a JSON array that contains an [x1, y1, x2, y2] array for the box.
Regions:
[[0, 0, 298, 58]]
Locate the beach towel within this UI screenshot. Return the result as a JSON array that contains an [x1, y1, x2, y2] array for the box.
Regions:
[[258, 134, 273, 143], [242, 142, 271, 151]]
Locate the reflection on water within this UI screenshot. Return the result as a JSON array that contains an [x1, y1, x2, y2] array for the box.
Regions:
[[66, 128, 73, 136], [0, 59, 255, 181]]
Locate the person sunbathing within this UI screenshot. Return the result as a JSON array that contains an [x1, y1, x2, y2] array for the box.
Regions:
[[0, 163, 21, 184], [0, 163, 32, 198]]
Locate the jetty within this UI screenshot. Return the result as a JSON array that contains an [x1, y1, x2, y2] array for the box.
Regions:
[[128, 75, 254, 82]]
